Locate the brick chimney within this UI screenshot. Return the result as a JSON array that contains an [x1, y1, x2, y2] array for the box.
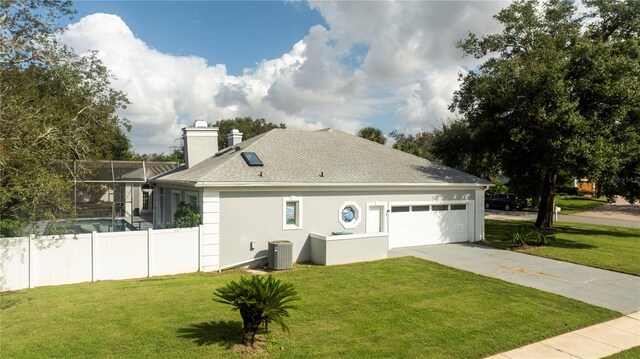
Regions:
[[183, 120, 218, 168], [227, 129, 243, 147]]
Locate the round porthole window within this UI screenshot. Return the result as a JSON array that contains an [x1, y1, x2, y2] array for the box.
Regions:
[[338, 202, 361, 229], [342, 207, 355, 222]]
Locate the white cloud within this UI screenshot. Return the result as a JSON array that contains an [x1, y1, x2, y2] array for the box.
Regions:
[[60, 1, 508, 153]]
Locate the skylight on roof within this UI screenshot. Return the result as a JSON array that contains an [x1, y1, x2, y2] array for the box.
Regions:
[[241, 152, 263, 166]]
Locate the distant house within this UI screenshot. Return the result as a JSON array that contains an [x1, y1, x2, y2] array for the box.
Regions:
[[574, 178, 597, 196], [152, 121, 490, 271]]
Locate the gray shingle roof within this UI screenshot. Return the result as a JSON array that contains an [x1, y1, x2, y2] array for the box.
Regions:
[[154, 128, 490, 186]]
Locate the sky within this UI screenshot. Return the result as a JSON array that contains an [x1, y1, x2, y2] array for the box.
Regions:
[[59, 0, 510, 154]]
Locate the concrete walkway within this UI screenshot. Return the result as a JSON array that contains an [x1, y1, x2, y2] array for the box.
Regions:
[[485, 210, 640, 229], [486, 312, 640, 359], [389, 243, 640, 314]]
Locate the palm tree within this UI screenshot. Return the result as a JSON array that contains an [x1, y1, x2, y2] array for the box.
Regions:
[[357, 127, 386, 145], [214, 275, 299, 347]]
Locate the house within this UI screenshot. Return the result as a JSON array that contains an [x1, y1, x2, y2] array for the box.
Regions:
[[152, 121, 491, 271], [573, 178, 597, 196]]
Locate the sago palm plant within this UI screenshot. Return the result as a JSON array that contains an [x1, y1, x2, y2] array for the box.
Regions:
[[214, 275, 299, 347]]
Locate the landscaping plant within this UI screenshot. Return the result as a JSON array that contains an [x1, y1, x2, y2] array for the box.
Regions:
[[214, 275, 299, 347], [511, 226, 553, 247], [168, 202, 201, 228]]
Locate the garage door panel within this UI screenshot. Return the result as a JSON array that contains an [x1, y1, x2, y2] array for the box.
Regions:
[[389, 204, 469, 248]]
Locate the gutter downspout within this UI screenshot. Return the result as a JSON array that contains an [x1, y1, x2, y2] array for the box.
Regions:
[[218, 255, 268, 273]]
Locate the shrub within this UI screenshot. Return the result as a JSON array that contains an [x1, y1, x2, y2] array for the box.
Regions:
[[510, 226, 553, 247], [511, 226, 535, 246], [167, 202, 201, 228], [214, 275, 299, 347]]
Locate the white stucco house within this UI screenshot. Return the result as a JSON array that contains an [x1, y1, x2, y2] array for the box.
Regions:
[[152, 121, 491, 271]]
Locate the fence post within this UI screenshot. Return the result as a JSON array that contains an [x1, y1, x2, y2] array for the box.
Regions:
[[91, 231, 97, 282], [147, 228, 153, 277], [28, 234, 35, 289]]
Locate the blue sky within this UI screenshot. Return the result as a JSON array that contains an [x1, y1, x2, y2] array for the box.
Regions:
[[60, 1, 509, 153], [69, 1, 325, 75]]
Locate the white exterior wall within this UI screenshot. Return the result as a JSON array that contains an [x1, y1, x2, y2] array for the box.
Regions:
[[309, 232, 388, 266], [218, 188, 483, 267], [200, 188, 220, 271]]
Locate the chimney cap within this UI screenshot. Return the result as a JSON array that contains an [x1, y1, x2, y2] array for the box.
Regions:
[[194, 120, 208, 128], [229, 128, 242, 134]]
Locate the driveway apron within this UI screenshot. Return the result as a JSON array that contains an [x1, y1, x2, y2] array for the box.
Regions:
[[389, 243, 640, 314]]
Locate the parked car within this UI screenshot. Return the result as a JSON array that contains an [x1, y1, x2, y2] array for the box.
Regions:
[[485, 193, 527, 211]]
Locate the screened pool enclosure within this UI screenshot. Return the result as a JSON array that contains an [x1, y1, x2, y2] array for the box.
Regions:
[[45, 160, 180, 234]]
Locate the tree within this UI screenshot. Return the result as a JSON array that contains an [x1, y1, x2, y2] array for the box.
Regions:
[[1, 0, 75, 65], [214, 275, 299, 347], [388, 130, 422, 157], [211, 117, 286, 149], [445, 0, 639, 229], [357, 127, 386, 145], [131, 146, 184, 163], [430, 121, 500, 180], [0, 1, 131, 236]]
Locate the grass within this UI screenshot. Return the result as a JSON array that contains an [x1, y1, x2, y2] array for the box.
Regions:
[[484, 219, 640, 276], [553, 195, 608, 214], [0, 257, 619, 358], [605, 346, 640, 358]]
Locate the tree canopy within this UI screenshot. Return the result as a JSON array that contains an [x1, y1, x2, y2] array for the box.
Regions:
[[211, 117, 286, 150], [357, 127, 387, 145], [1, 0, 131, 236], [434, 0, 639, 228]]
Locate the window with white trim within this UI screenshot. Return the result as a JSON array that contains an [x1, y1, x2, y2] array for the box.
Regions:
[[282, 197, 303, 230], [185, 191, 199, 210], [171, 191, 181, 217], [338, 201, 361, 229]]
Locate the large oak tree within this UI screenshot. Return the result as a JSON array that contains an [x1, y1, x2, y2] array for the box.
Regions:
[[1, 0, 131, 236], [439, 0, 639, 229]]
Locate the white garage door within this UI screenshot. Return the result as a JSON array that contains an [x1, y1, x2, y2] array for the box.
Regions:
[[388, 204, 469, 248]]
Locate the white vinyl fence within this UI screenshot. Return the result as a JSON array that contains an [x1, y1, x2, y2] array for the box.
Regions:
[[0, 227, 202, 292]]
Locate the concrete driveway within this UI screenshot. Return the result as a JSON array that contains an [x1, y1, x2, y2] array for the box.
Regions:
[[389, 243, 640, 314]]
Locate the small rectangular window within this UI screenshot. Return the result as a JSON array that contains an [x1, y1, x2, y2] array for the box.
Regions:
[[286, 202, 298, 225], [412, 205, 430, 212], [450, 204, 466, 210], [391, 206, 410, 212], [283, 197, 303, 230], [432, 205, 448, 211], [241, 152, 263, 166]]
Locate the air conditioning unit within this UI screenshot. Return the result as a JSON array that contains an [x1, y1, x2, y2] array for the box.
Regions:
[[268, 241, 293, 270]]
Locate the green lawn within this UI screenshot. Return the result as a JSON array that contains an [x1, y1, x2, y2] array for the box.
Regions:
[[1, 257, 618, 358], [484, 220, 640, 275], [553, 195, 608, 214], [605, 346, 640, 358]]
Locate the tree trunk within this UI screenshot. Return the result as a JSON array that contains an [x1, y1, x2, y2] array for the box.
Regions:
[[535, 171, 557, 229], [240, 308, 263, 347]]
